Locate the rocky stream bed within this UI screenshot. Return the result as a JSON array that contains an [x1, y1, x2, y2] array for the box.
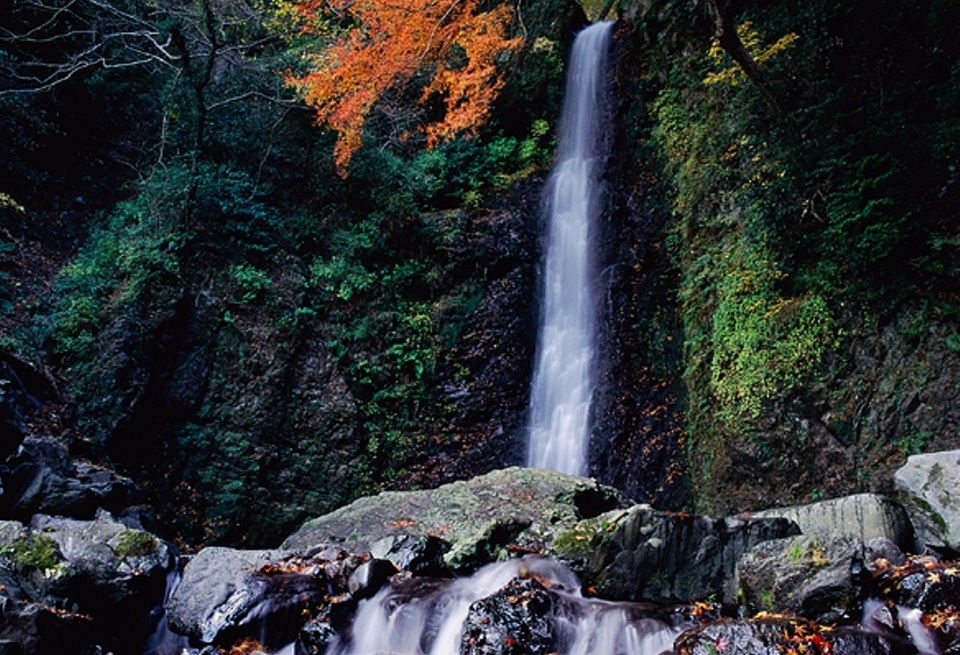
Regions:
[[0, 444, 956, 655]]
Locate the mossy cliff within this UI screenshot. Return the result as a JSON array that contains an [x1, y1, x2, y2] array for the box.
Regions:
[[0, 0, 958, 549]]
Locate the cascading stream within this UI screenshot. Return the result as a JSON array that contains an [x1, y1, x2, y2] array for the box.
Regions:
[[325, 556, 690, 655], [527, 21, 614, 476]]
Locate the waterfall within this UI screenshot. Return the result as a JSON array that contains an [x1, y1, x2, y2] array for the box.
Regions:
[[527, 21, 613, 476]]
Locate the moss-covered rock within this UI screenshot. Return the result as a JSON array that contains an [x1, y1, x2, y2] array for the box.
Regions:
[[737, 534, 868, 624], [894, 450, 960, 552], [283, 467, 631, 572]]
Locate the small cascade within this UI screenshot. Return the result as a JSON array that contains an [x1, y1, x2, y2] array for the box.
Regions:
[[527, 21, 614, 476], [326, 556, 691, 655], [142, 568, 190, 655]]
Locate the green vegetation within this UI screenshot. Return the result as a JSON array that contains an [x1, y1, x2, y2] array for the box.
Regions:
[[114, 530, 159, 558], [2, 0, 958, 546], [2, 533, 62, 572], [642, 0, 960, 508]]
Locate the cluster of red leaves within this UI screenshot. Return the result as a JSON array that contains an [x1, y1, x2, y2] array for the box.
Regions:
[[286, 0, 522, 175]]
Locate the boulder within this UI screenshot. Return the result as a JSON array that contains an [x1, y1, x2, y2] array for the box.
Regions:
[[0, 437, 136, 521], [548, 505, 799, 605], [737, 534, 868, 624], [0, 600, 96, 655], [347, 558, 398, 600], [368, 534, 450, 576], [283, 467, 631, 572], [893, 450, 960, 552], [0, 513, 174, 654], [752, 494, 914, 550], [460, 577, 558, 655], [675, 617, 903, 655], [165, 547, 329, 647]]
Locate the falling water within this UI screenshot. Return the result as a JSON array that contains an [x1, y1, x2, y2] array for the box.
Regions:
[[527, 21, 613, 475], [325, 556, 690, 655]]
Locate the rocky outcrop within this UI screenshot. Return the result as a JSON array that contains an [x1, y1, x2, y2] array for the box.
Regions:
[[737, 534, 870, 624], [0, 513, 174, 654], [0, 437, 136, 521], [284, 467, 799, 605], [549, 505, 799, 605], [752, 494, 914, 550], [894, 450, 960, 553], [0, 352, 55, 461], [675, 617, 902, 655], [283, 467, 631, 572]]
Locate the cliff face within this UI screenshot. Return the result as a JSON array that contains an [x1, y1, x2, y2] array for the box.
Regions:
[[601, 0, 960, 514], [2, 0, 959, 551]]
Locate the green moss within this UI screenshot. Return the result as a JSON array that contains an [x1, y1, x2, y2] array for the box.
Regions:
[[759, 588, 777, 612], [787, 540, 806, 565], [551, 518, 603, 559], [114, 530, 159, 558], [2, 533, 62, 571]]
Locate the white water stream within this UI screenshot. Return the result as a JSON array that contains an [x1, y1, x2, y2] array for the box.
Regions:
[[326, 556, 687, 655], [527, 21, 613, 476]]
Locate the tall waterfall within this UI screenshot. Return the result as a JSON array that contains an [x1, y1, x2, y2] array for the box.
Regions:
[[527, 21, 613, 476]]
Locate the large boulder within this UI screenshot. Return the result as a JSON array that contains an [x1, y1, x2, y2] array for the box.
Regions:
[[0, 513, 174, 654], [737, 534, 869, 624], [283, 467, 631, 572], [893, 450, 960, 553], [548, 505, 799, 605], [752, 494, 914, 550], [165, 547, 337, 648]]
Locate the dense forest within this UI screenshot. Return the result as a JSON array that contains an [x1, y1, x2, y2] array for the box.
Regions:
[[0, 0, 958, 551]]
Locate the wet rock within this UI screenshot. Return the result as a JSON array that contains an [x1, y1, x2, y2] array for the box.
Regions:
[[347, 558, 398, 600], [549, 505, 799, 605], [369, 534, 451, 577], [675, 617, 903, 655], [865, 538, 909, 569], [893, 450, 960, 553], [869, 556, 960, 655], [296, 618, 337, 655], [165, 547, 328, 647], [737, 534, 868, 624], [0, 512, 174, 654], [460, 577, 557, 655], [0, 600, 96, 655], [752, 494, 914, 550], [282, 467, 631, 573]]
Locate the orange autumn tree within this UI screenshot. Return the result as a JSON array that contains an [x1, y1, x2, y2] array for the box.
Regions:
[[285, 0, 523, 175]]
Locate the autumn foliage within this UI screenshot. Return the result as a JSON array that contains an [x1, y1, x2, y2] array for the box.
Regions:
[[285, 0, 523, 175]]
